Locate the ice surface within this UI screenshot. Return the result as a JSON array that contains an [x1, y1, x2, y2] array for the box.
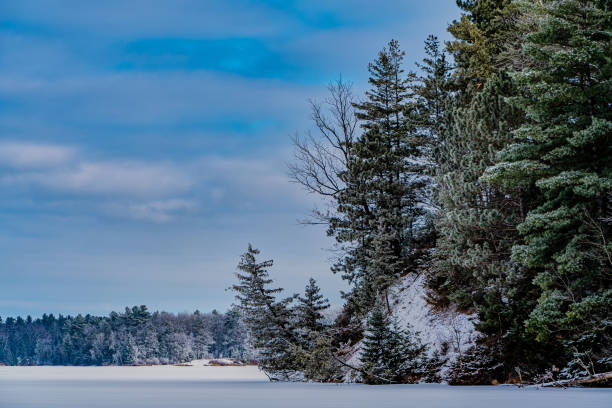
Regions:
[[1, 366, 610, 408]]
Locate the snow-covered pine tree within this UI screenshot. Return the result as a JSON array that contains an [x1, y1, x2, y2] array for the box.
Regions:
[[359, 305, 430, 384], [332, 39, 429, 314], [222, 309, 247, 360], [483, 0, 612, 376], [296, 278, 330, 337], [207, 310, 225, 358], [231, 245, 298, 377], [190, 312, 210, 360]]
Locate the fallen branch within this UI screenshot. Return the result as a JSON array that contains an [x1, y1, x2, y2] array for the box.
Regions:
[[330, 354, 394, 384], [536, 371, 612, 388]]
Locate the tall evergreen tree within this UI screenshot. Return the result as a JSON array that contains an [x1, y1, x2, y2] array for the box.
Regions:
[[447, 0, 517, 88], [484, 0, 612, 375], [230, 245, 298, 376], [331, 40, 429, 313], [414, 35, 453, 153]]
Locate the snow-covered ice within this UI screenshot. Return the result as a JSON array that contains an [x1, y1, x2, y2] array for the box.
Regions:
[[1, 366, 610, 408]]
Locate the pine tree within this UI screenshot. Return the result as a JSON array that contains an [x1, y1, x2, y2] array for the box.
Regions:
[[414, 35, 453, 153], [222, 309, 247, 360], [447, 0, 517, 88], [422, 0, 564, 382], [208, 310, 225, 358], [121, 334, 137, 365], [190, 314, 209, 360], [332, 40, 429, 313], [359, 305, 429, 384], [484, 0, 612, 375], [431, 73, 525, 309], [230, 245, 298, 376], [296, 278, 330, 336]]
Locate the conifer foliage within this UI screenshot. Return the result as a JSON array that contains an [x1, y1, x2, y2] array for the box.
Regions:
[[231, 245, 341, 381], [359, 305, 435, 384], [0, 306, 249, 366], [231, 245, 299, 377], [260, 0, 612, 385], [296, 278, 330, 336], [331, 40, 430, 313], [484, 0, 612, 375]]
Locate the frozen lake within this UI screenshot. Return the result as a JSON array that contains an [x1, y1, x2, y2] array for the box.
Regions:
[[1, 366, 610, 408]]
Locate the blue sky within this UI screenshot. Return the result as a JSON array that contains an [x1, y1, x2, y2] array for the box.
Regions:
[[0, 0, 459, 318]]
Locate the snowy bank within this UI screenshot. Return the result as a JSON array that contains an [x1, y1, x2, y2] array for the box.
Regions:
[[346, 273, 478, 379]]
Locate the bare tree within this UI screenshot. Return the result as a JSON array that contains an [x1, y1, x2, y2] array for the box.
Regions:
[[288, 78, 359, 210]]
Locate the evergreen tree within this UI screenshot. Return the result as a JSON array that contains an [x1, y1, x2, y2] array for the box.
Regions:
[[414, 35, 453, 156], [332, 39, 429, 313], [230, 245, 298, 376], [447, 0, 518, 88], [207, 310, 225, 358], [359, 305, 429, 384], [424, 0, 558, 382], [0, 308, 248, 367], [484, 0, 612, 375], [222, 309, 247, 360], [296, 278, 330, 336], [191, 313, 210, 360]]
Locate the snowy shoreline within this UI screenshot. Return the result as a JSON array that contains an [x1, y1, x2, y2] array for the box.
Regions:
[[0, 364, 268, 382]]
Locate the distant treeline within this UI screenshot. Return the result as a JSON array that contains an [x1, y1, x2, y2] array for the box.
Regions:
[[0, 306, 251, 366]]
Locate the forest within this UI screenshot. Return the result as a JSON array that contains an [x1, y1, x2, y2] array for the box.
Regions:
[[230, 0, 611, 385], [0, 307, 251, 366]]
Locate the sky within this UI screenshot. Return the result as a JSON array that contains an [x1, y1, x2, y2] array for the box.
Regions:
[[0, 0, 460, 318]]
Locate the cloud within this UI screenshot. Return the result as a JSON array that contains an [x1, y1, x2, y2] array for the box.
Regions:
[[0, 141, 75, 168], [3, 160, 192, 197], [0, 141, 314, 223], [104, 198, 196, 223]]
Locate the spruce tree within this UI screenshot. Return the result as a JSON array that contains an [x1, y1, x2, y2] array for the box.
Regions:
[[359, 305, 429, 384], [414, 35, 453, 152], [484, 0, 612, 375], [296, 278, 330, 336], [230, 245, 298, 376], [332, 39, 429, 313]]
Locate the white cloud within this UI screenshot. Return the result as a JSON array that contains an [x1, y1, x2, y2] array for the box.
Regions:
[[3, 160, 191, 197], [105, 198, 196, 223], [0, 141, 75, 168], [195, 154, 316, 208], [0, 141, 318, 222]]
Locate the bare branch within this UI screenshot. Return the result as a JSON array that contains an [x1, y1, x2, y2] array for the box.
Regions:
[[288, 77, 360, 212]]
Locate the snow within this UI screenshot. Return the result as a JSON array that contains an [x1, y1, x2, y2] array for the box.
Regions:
[[0, 364, 266, 382], [389, 273, 478, 366], [345, 273, 478, 377], [1, 366, 610, 408], [187, 358, 243, 366]]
